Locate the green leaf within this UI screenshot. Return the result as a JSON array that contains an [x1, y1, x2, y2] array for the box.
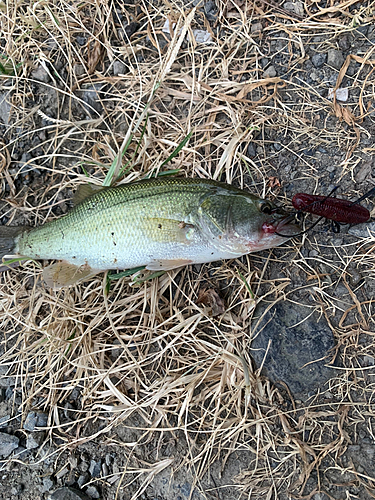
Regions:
[[238, 271, 254, 299], [160, 131, 192, 167]]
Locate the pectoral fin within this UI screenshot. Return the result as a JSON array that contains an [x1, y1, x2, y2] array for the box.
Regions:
[[146, 258, 192, 271], [43, 261, 101, 289], [147, 218, 195, 244]]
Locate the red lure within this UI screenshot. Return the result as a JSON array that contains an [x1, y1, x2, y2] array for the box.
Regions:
[[292, 193, 370, 224]]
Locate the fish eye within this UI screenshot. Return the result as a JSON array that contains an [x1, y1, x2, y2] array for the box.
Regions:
[[259, 201, 273, 215]]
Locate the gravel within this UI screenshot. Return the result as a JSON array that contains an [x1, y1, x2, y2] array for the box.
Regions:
[[311, 53, 327, 68], [327, 49, 345, 69], [0, 432, 19, 457], [48, 487, 91, 500]]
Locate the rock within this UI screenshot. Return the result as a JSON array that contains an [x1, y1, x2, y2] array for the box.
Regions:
[[26, 431, 45, 449], [113, 61, 126, 76], [77, 473, 90, 488], [23, 411, 37, 431], [0, 92, 12, 125], [0, 433, 19, 457], [41, 477, 54, 492], [251, 23, 262, 34], [31, 64, 50, 83], [247, 143, 257, 157], [204, 0, 217, 21], [48, 487, 90, 500], [283, 1, 304, 16], [327, 87, 348, 102], [123, 22, 140, 38], [73, 64, 86, 77], [327, 49, 345, 70], [89, 459, 102, 478], [76, 36, 86, 46], [311, 53, 327, 68], [264, 65, 277, 78], [85, 485, 100, 499], [348, 222, 375, 238], [250, 301, 336, 398], [192, 29, 212, 44], [80, 84, 104, 116], [355, 24, 370, 36], [0, 415, 10, 429]]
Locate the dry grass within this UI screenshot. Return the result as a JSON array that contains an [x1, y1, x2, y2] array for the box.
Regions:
[[1, 0, 375, 498]]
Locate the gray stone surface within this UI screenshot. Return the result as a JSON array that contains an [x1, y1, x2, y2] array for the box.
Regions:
[[31, 64, 50, 83], [250, 301, 336, 398], [89, 459, 102, 478], [41, 477, 54, 492], [0, 432, 19, 457], [48, 487, 90, 500], [26, 431, 45, 449], [264, 65, 277, 78], [311, 53, 327, 68], [327, 49, 345, 70], [0, 92, 12, 125], [80, 84, 104, 116], [348, 222, 375, 237], [113, 61, 126, 76], [85, 485, 100, 498]]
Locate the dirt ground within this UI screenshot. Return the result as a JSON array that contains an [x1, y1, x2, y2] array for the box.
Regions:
[[0, 0, 375, 499]]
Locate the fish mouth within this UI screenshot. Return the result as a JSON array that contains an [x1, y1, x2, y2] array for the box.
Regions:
[[263, 214, 299, 237]]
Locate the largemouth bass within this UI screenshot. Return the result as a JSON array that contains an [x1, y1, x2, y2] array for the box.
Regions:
[[0, 177, 297, 288]]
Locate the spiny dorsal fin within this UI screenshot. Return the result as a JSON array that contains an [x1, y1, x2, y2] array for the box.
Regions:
[[73, 184, 105, 206]]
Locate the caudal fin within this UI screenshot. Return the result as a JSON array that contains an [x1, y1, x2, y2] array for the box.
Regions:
[[0, 226, 23, 260]]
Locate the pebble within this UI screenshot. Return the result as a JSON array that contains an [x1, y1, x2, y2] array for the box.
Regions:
[[26, 431, 45, 449], [251, 23, 262, 34], [41, 477, 54, 492], [77, 473, 90, 488], [73, 64, 86, 77], [81, 84, 104, 116], [56, 466, 70, 479], [76, 36, 87, 46], [85, 485, 100, 499], [348, 222, 375, 238], [364, 355, 375, 366], [264, 65, 277, 78], [89, 459, 102, 478], [327, 87, 348, 102], [0, 433, 19, 457], [113, 61, 126, 76], [311, 53, 327, 68], [204, 0, 217, 21], [327, 49, 345, 70], [0, 92, 12, 125], [24, 411, 38, 431], [283, 1, 304, 16], [48, 487, 90, 500], [0, 415, 10, 429], [31, 65, 50, 83], [247, 143, 257, 157]]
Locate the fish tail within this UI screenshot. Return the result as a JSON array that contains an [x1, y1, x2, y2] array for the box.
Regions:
[[0, 226, 24, 260]]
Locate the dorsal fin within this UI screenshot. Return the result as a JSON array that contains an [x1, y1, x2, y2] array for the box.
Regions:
[[73, 184, 105, 206]]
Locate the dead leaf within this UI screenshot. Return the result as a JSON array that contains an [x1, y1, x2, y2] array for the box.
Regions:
[[268, 176, 281, 189], [197, 288, 225, 317], [87, 39, 103, 74]]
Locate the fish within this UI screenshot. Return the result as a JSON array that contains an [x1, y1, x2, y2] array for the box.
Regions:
[[0, 177, 297, 288]]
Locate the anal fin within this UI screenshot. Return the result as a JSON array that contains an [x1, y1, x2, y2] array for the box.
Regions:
[[43, 261, 101, 289], [146, 259, 192, 271]]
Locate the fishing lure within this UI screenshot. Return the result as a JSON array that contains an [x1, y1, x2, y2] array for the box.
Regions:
[[276, 186, 375, 237]]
